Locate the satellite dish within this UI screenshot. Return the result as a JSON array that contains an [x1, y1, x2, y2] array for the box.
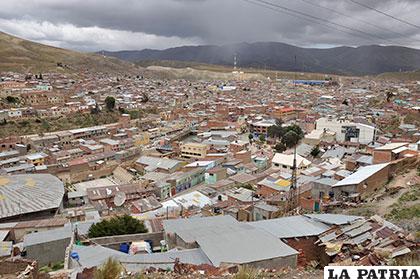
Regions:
[[106, 188, 112, 196], [113, 191, 126, 207]]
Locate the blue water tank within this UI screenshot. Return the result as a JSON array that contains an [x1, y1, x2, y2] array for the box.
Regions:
[[119, 243, 130, 253], [70, 252, 80, 261]]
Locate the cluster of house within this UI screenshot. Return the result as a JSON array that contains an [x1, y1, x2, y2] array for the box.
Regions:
[[0, 71, 419, 276]]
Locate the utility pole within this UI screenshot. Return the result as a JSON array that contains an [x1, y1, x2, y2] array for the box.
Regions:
[[286, 139, 299, 214], [294, 55, 297, 86]]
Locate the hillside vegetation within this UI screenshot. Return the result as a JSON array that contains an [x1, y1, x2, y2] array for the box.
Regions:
[[0, 31, 141, 74]]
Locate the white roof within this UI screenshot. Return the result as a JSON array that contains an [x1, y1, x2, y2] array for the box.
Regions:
[[334, 163, 389, 187], [173, 191, 213, 208], [392, 146, 408, 154], [26, 152, 47, 160], [272, 153, 311, 168], [185, 161, 214, 168], [252, 119, 276, 127], [375, 142, 409, 151]]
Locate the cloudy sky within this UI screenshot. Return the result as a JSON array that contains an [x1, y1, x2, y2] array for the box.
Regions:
[[0, 0, 420, 52]]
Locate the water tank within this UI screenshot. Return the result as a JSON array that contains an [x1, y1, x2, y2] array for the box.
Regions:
[[119, 243, 130, 254]]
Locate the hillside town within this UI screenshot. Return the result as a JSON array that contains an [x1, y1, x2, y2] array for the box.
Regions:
[[0, 71, 419, 278]]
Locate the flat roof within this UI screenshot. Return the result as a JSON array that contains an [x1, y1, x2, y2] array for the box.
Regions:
[[375, 142, 409, 151]]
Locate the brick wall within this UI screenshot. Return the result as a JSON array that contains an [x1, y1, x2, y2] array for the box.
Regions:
[[257, 185, 280, 197], [356, 165, 390, 195], [285, 236, 328, 266], [372, 150, 392, 164]]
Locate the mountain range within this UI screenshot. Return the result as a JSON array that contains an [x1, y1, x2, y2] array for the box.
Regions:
[[101, 42, 420, 75]]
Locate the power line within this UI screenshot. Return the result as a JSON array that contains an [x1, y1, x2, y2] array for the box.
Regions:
[[348, 0, 420, 30], [299, 0, 411, 40], [250, 0, 394, 43], [241, 0, 374, 44]]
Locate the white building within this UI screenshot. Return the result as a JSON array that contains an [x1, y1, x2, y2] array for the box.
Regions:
[[315, 117, 375, 144], [271, 153, 311, 171]]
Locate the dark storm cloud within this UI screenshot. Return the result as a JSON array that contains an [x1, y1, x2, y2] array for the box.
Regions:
[[0, 0, 419, 51]]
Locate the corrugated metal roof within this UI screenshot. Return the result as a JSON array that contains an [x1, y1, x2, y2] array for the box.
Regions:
[[123, 247, 211, 270], [333, 163, 389, 187], [70, 244, 124, 269], [305, 214, 363, 225], [315, 177, 339, 186], [164, 215, 248, 243], [250, 215, 330, 238], [24, 226, 72, 246], [0, 174, 65, 220], [196, 227, 297, 267], [136, 156, 181, 171], [71, 245, 211, 272], [0, 230, 9, 241], [164, 215, 298, 267]]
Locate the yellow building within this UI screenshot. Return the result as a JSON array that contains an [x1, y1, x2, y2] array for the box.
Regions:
[[26, 153, 48, 166], [180, 143, 208, 159], [133, 132, 150, 146]]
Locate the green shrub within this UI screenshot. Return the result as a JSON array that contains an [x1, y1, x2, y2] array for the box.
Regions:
[[88, 215, 147, 238]]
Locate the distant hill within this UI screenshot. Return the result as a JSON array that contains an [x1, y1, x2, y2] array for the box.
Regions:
[[0, 31, 141, 74], [101, 42, 420, 75]]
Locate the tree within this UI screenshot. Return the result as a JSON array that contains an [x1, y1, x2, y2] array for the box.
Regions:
[[310, 146, 321, 157], [94, 258, 123, 279], [259, 134, 265, 143], [267, 118, 284, 139], [386, 91, 394, 102], [5, 96, 18, 103], [88, 215, 147, 238], [282, 130, 300, 148], [248, 133, 254, 142], [105, 96, 116, 111], [241, 183, 254, 191], [274, 142, 286, 153], [285, 124, 304, 140]]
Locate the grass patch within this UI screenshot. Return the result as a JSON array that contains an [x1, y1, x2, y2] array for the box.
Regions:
[[398, 187, 419, 203], [344, 204, 377, 217], [0, 111, 120, 138], [39, 261, 64, 273], [386, 204, 420, 221], [233, 266, 260, 279]]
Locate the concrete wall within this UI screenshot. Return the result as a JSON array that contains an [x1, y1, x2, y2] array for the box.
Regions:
[[222, 254, 297, 270], [311, 182, 333, 201], [25, 237, 71, 266], [165, 232, 199, 250], [91, 232, 164, 250]]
